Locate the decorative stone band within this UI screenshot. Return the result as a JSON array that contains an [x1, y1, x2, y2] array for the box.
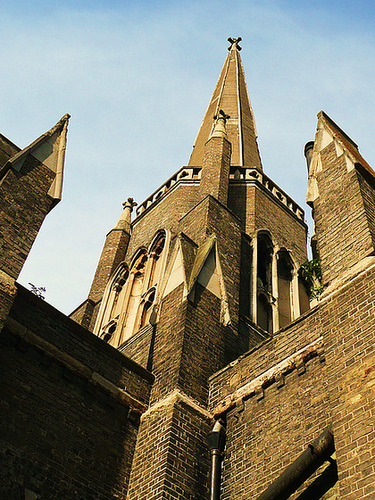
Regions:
[[212, 336, 324, 417], [142, 388, 213, 423], [229, 166, 305, 221], [134, 165, 304, 223], [5, 316, 147, 415], [135, 167, 202, 217]]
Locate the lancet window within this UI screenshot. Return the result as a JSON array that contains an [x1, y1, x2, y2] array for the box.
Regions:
[[256, 233, 274, 333], [277, 249, 294, 328], [94, 231, 167, 347]]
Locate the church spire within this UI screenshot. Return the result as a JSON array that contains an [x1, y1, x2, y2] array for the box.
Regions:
[[188, 37, 262, 170]]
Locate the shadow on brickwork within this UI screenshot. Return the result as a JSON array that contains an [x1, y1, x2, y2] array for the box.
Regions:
[[0, 285, 152, 500]]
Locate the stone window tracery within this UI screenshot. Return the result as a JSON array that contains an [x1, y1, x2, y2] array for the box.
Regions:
[[94, 230, 167, 347]]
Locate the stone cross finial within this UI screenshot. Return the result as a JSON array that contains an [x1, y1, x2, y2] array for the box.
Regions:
[[122, 197, 137, 211], [214, 109, 230, 124], [211, 109, 230, 138], [115, 197, 137, 231], [228, 37, 242, 51]]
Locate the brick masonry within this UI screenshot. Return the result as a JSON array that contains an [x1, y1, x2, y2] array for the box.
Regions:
[[0, 286, 153, 499], [2, 43, 375, 500]]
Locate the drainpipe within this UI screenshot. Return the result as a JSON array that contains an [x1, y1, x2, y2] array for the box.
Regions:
[[257, 425, 334, 500], [207, 420, 226, 500]]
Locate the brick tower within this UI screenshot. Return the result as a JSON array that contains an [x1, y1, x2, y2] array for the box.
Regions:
[[72, 37, 310, 498], [3, 37, 375, 500]]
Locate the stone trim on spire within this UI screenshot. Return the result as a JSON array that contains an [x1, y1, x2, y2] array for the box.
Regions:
[[3, 114, 70, 202], [188, 38, 262, 169]]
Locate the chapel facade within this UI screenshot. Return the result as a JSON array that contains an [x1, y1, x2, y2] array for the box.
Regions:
[[1, 38, 375, 500]]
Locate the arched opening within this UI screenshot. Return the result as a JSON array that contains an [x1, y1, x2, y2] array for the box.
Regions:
[[256, 233, 274, 332], [95, 230, 168, 346], [100, 321, 117, 344], [240, 234, 252, 319], [277, 250, 294, 328], [140, 289, 156, 329], [257, 293, 273, 333], [121, 253, 147, 341], [147, 233, 165, 289]]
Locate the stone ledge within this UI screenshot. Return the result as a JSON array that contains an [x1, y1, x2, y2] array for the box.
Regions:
[[212, 336, 324, 417], [141, 389, 213, 423]]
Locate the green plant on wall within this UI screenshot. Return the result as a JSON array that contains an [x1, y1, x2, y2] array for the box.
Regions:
[[299, 257, 323, 299]]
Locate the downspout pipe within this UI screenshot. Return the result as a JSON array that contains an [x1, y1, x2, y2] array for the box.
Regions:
[[257, 425, 334, 500], [207, 420, 226, 500]]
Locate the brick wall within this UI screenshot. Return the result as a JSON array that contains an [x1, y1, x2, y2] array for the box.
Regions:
[[179, 195, 242, 332], [221, 358, 334, 499], [126, 394, 211, 500], [0, 286, 153, 499], [228, 183, 307, 266], [120, 324, 154, 370], [0, 156, 55, 279], [209, 306, 322, 409], [322, 262, 375, 499], [209, 257, 375, 499], [314, 142, 374, 285]]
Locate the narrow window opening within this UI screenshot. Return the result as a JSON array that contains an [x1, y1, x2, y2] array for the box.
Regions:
[[257, 234, 273, 333], [277, 250, 293, 328]]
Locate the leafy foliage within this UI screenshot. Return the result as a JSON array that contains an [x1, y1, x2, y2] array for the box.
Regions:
[[29, 283, 46, 300], [299, 257, 323, 299]]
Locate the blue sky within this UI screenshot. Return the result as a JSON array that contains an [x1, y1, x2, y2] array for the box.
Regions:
[[2, 0, 375, 313]]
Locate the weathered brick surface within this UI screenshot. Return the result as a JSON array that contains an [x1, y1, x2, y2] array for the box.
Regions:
[[148, 281, 238, 408], [221, 358, 334, 499], [0, 328, 139, 499], [120, 324, 154, 370], [0, 286, 153, 499], [209, 258, 375, 499], [229, 183, 307, 265], [209, 306, 322, 409], [179, 195, 242, 332], [126, 395, 211, 500], [0, 156, 55, 279], [10, 286, 153, 402], [322, 264, 375, 499], [314, 142, 374, 285]]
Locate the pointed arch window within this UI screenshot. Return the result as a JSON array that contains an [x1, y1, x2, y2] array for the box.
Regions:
[[277, 250, 294, 328], [94, 230, 167, 347], [256, 233, 274, 333], [136, 232, 166, 331]]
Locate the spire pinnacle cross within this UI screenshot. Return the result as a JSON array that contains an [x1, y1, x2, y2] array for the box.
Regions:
[[214, 109, 230, 123], [122, 197, 137, 211], [211, 109, 230, 138], [228, 37, 242, 51]]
